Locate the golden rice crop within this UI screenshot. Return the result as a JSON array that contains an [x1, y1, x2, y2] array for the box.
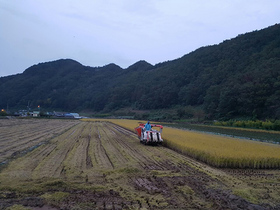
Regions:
[[163, 127, 280, 168], [81, 119, 280, 169]]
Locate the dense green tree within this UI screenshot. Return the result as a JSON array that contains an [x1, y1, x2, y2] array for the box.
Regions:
[[1, 24, 280, 120]]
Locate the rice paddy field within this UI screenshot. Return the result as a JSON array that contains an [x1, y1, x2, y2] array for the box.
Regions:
[[85, 119, 280, 169], [0, 118, 280, 209]]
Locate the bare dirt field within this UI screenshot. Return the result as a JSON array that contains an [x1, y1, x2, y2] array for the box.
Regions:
[[0, 119, 279, 209]]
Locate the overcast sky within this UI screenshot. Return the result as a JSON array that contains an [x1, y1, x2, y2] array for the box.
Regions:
[[0, 0, 280, 77]]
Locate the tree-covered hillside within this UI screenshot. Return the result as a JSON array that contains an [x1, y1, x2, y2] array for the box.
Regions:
[[1, 24, 280, 120]]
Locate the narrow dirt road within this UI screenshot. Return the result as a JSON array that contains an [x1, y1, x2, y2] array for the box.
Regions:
[[0, 121, 278, 209]]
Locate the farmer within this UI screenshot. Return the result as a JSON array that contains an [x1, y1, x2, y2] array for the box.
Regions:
[[145, 121, 152, 131]]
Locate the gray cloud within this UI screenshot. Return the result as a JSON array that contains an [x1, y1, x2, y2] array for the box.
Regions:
[[0, 0, 280, 77]]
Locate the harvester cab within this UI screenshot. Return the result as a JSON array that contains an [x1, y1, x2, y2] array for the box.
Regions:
[[135, 123, 163, 145]]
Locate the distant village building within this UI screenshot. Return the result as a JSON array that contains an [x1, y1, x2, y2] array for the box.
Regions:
[[53, 111, 80, 118], [64, 113, 75, 118], [70, 113, 80, 118], [32, 111, 40, 117], [53, 112, 65, 117], [13, 110, 80, 118]]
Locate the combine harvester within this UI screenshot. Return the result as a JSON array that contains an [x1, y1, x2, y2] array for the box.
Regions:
[[135, 123, 163, 145]]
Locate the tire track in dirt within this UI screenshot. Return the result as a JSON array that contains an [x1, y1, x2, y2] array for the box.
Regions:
[[67, 123, 93, 172], [56, 123, 94, 177], [91, 125, 114, 170], [108, 124, 161, 169], [72, 136, 91, 171], [85, 132, 93, 169], [31, 123, 86, 178], [97, 123, 128, 167], [109, 123, 171, 170]]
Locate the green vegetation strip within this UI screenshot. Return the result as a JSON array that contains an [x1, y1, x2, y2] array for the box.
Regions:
[[162, 123, 280, 144]]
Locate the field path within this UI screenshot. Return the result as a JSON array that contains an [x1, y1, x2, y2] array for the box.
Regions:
[[0, 120, 278, 209]]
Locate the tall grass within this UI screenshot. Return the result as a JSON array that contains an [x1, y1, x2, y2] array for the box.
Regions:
[[214, 120, 280, 131], [82, 119, 280, 169]]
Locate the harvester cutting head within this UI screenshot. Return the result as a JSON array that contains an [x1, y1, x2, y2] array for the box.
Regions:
[[135, 123, 163, 145]]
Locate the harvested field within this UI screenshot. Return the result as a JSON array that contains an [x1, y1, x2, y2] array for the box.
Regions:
[[0, 119, 280, 209], [0, 119, 79, 163]]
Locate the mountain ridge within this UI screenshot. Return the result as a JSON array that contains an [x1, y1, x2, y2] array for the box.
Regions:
[[1, 24, 280, 120]]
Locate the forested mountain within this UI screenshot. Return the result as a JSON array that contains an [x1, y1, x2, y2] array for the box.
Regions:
[[1, 24, 280, 120]]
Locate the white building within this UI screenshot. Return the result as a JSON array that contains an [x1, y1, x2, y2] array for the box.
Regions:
[[70, 113, 80, 118]]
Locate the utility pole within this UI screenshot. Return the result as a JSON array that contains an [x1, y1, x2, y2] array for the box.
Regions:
[[27, 101, 30, 112]]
